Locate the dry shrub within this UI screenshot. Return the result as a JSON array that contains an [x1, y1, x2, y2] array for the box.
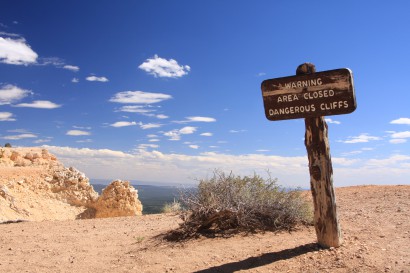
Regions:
[[162, 200, 182, 213], [170, 171, 312, 240]]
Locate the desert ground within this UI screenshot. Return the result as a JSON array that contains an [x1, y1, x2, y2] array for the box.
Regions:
[[0, 185, 409, 273]]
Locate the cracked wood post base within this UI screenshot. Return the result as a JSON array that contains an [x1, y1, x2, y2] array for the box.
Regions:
[[297, 63, 343, 248]]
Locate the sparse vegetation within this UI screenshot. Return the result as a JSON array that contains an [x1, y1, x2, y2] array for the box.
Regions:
[[169, 171, 312, 240], [4, 143, 12, 148], [134, 236, 145, 243], [162, 199, 182, 213]]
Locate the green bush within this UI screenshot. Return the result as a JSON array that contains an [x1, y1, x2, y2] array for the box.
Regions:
[[172, 171, 312, 239]]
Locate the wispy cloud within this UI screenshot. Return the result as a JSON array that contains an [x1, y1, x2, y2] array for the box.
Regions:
[[34, 138, 53, 144], [366, 154, 410, 167], [2, 133, 37, 140], [14, 100, 61, 109], [137, 144, 159, 150], [71, 78, 79, 83], [63, 65, 79, 72], [164, 126, 197, 141], [390, 131, 410, 139], [174, 116, 216, 124], [117, 105, 154, 113], [0, 84, 33, 105], [189, 145, 199, 149], [110, 91, 172, 104], [86, 75, 109, 82], [325, 118, 341, 124], [0, 37, 38, 65], [229, 129, 247, 133], [342, 134, 382, 144], [66, 130, 91, 136], [256, 149, 270, 152], [0, 112, 16, 121], [110, 121, 137, 128], [156, 114, 169, 119], [390, 139, 407, 144], [390, 118, 410, 125], [200, 132, 213, 137], [139, 122, 163, 130], [388, 130, 410, 144], [43, 145, 410, 186], [138, 54, 190, 78]]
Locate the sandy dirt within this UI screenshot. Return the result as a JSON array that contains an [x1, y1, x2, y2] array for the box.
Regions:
[[0, 185, 409, 273]]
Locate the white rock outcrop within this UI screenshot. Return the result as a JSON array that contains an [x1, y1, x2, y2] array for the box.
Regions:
[[90, 180, 143, 218], [0, 147, 143, 222]]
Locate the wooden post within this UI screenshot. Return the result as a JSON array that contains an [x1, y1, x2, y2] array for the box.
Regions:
[[297, 63, 343, 248]]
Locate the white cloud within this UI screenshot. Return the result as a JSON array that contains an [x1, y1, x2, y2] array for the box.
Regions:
[[343, 134, 382, 144], [14, 100, 61, 109], [0, 37, 38, 65], [39, 145, 410, 186], [138, 54, 190, 78], [137, 144, 159, 150], [149, 139, 160, 142], [366, 154, 410, 167], [0, 112, 16, 121], [390, 118, 410, 125], [229, 129, 246, 133], [186, 116, 216, 122], [110, 91, 172, 104], [200, 132, 213, 137], [389, 139, 407, 144], [117, 105, 154, 113], [3, 133, 37, 140], [63, 65, 80, 72], [71, 78, 79, 83], [256, 149, 270, 152], [40, 57, 64, 66], [189, 145, 199, 149], [390, 131, 410, 139], [179, 126, 197, 134], [164, 130, 181, 141], [66, 130, 91, 136], [73, 125, 92, 130], [34, 138, 52, 144], [44, 145, 132, 159], [325, 118, 341, 124], [110, 121, 137, 128], [0, 84, 32, 105], [140, 122, 163, 130], [156, 114, 169, 119], [164, 126, 197, 141], [86, 76, 109, 82], [175, 116, 216, 123]]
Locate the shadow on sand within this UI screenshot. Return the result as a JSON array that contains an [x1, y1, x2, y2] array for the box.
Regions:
[[193, 243, 319, 273]]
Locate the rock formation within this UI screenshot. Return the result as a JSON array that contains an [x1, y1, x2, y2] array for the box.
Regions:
[[0, 147, 143, 222], [91, 180, 143, 218]]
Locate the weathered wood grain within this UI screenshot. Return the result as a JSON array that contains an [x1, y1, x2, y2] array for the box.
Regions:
[[298, 63, 343, 248]]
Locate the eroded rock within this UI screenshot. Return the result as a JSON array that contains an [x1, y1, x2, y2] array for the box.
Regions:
[[91, 180, 143, 218]]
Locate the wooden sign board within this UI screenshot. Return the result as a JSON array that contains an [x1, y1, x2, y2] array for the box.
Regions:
[[261, 68, 356, 121]]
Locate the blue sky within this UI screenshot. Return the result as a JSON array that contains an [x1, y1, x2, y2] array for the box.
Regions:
[[1, 1, 409, 186]]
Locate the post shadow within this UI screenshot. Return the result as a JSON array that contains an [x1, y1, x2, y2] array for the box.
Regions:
[[193, 243, 319, 273]]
